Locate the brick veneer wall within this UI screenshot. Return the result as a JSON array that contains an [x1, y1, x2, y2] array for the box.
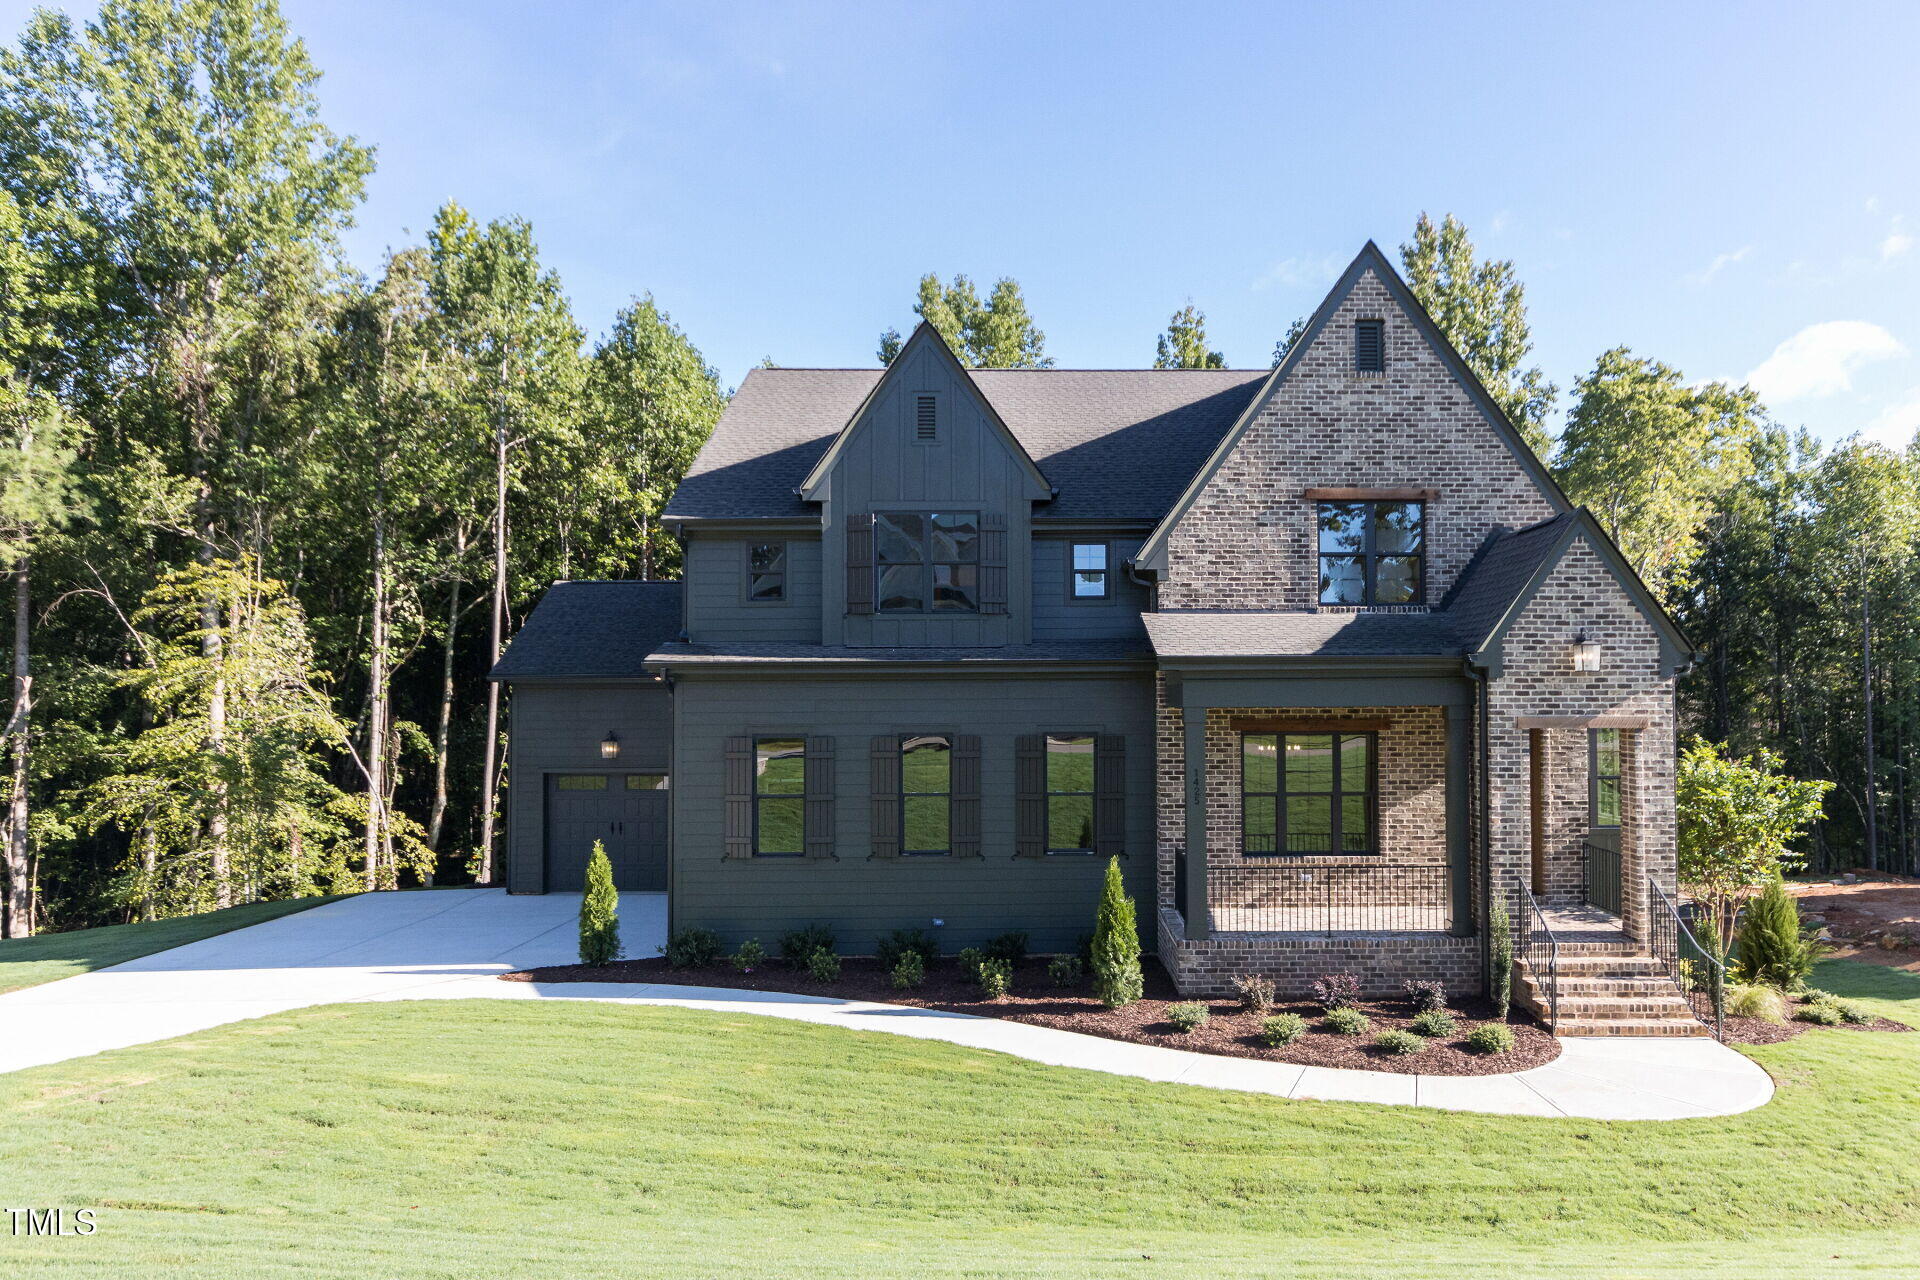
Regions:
[[1157, 909, 1482, 998], [1158, 268, 1558, 610], [1538, 726, 1591, 902]]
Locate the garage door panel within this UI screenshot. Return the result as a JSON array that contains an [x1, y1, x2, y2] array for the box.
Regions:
[[545, 774, 669, 893]]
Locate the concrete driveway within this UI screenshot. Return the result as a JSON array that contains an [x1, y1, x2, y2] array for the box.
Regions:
[[0, 888, 667, 1076]]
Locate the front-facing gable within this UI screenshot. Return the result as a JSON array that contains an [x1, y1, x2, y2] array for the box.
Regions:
[[1135, 242, 1571, 608]]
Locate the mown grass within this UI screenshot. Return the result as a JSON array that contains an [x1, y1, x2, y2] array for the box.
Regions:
[[0, 896, 340, 995], [0, 959, 1916, 1278]]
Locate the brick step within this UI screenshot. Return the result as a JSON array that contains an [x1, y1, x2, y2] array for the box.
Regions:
[[1554, 1018, 1712, 1038], [1552, 939, 1643, 957], [1549, 954, 1667, 976], [1550, 995, 1700, 1019], [1515, 953, 1712, 1037], [1527, 976, 1688, 999]]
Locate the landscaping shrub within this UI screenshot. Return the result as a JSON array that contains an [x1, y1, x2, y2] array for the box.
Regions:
[[1310, 972, 1362, 1011], [1374, 1029, 1425, 1056], [1091, 856, 1143, 1008], [955, 946, 986, 981], [1233, 973, 1276, 1013], [805, 947, 841, 983], [730, 938, 765, 974], [975, 957, 1012, 999], [1795, 998, 1844, 1026], [1489, 897, 1513, 1019], [1464, 1023, 1516, 1055], [1260, 1013, 1306, 1046], [1047, 955, 1084, 988], [875, 928, 940, 971], [1736, 878, 1823, 989], [1831, 998, 1875, 1025], [983, 931, 1029, 966], [1410, 1009, 1457, 1038], [1324, 1007, 1369, 1035], [663, 927, 720, 969], [1166, 1001, 1209, 1033], [578, 841, 621, 967], [889, 952, 925, 991], [1402, 978, 1447, 1012], [1726, 983, 1786, 1023], [779, 924, 837, 967]]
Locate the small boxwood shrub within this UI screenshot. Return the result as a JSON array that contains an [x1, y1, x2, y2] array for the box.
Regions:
[[1311, 972, 1362, 1011], [779, 924, 837, 967], [1726, 983, 1787, 1023], [730, 938, 765, 974], [983, 931, 1029, 966], [1402, 978, 1448, 1012], [1410, 1009, 1457, 1038], [1831, 998, 1875, 1025], [1374, 1029, 1425, 1056], [1464, 1023, 1516, 1055], [955, 946, 986, 981], [875, 928, 940, 971], [1795, 999, 1844, 1025], [804, 947, 841, 983], [889, 952, 925, 990], [1047, 955, 1084, 988], [663, 927, 721, 969], [1166, 1001, 1209, 1033], [975, 957, 1012, 999], [1260, 1013, 1306, 1046], [1233, 973, 1276, 1013], [1324, 1006, 1370, 1035]]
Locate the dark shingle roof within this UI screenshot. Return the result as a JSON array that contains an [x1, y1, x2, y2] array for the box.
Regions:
[[490, 581, 683, 680], [666, 367, 1268, 521], [1143, 610, 1460, 660], [1442, 513, 1577, 654], [646, 639, 1152, 667]]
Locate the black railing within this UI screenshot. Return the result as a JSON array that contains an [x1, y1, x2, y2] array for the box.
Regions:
[[1647, 874, 1725, 1041], [1210, 863, 1450, 934], [1174, 843, 1188, 917], [1514, 873, 1559, 1029], [1582, 840, 1623, 916]]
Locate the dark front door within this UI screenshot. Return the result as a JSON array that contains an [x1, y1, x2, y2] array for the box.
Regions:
[[545, 773, 670, 892], [1584, 729, 1622, 915]]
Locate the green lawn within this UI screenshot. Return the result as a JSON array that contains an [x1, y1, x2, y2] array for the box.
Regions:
[[0, 896, 339, 994], [1, 960, 1917, 1278]]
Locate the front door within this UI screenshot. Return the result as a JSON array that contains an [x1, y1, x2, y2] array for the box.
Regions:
[[1584, 729, 1622, 915], [544, 773, 670, 892]]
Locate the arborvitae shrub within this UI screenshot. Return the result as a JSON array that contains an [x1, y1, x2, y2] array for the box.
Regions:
[[578, 841, 621, 967], [1090, 856, 1143, 1008]]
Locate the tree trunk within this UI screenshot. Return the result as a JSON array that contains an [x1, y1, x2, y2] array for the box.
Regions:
[[363, 507, 389, 891], [2, 566, 31, 938], [1864, 578, 1878, 872], [476, 411, 508, 885], [426, 524, 467, 857]]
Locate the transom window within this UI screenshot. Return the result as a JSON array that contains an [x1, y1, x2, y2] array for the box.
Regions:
[[1590, 729, 1622, 827], [1046, 734, 1095, 853], [1317, 501, 1425, 606], [625, 774, 669, 790], [1242, 732, 1376, 855], [753, 738, 806, 856], [747, 542, 786, 601], [900, 734, 952, 855], [876, 511, 979, 613], [1070, 542, 1110, 599]]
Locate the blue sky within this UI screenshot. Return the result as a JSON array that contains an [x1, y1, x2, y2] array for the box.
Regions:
[[9, 0, 1920, 445]]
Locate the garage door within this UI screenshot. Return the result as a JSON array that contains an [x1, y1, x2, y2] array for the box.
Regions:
[[544, 773, 669, 892]]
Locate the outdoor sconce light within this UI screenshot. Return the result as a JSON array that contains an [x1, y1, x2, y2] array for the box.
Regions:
[[1570, 634, 1601, 673], [599, 730, 621, 760]]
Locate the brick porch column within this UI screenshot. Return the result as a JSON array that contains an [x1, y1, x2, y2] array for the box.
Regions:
[[1182, 707, 1210, 940]]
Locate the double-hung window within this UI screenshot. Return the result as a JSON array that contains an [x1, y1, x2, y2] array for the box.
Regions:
[[747, 542, 786, 602], [1045, 734, 1096, 853], [1317, 500, 1424, 606], [753, 738, 806, 856], [1242, 732, 1376, 855], [900, 734, 952, 855], [1070, 542, 1110, 599], [876, 511, 979, 612]]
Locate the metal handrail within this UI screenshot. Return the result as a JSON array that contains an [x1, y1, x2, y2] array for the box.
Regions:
[[1582, 840, 1623, 916], [1513, 873, 1559, 1029], [1647, 874, 1726, 1041]]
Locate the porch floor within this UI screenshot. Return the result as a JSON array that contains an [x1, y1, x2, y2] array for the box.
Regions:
[[1537, 902, 1629, 942]]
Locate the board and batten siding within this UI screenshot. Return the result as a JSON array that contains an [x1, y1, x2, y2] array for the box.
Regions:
[[1029, 536, 1149, 641], [683, 534, 822, 644], [669, 670, 1156, 953], [505, 682, 674, 893]]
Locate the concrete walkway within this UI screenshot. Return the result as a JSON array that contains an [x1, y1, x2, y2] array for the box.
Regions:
[[0, 889, 1774, 1121]]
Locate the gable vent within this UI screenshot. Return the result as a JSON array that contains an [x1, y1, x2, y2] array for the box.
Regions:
[[915, 394, 938, 440], [1355, 319, 1385, 373]]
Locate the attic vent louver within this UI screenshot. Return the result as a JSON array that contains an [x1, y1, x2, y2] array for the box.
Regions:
[[915, 394, 937, 440], [1355, 319, 1385, 373]]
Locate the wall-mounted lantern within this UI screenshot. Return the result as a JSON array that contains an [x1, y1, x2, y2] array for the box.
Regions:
[[1570, 633, 1601, 673], [600, 730, 621, 760]]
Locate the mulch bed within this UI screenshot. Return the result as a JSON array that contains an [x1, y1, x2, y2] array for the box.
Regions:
[[504, 955, 1559, 1077], [1719, 991, 1911, 1046]]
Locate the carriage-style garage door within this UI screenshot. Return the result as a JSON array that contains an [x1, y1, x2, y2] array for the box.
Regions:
[[544, 773, 669, 892]]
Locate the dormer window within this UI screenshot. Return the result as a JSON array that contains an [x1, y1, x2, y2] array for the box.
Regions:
[[1354, 319, 1385, 373], [915, 393, 938, 441], [876, 511, 979, 612], [1318, 500, 1424, 605]]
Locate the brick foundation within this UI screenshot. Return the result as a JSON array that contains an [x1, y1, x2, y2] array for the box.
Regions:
[[1157, 909, 1481, 998]]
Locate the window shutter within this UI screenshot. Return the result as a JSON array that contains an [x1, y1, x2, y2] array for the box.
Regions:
[[1094, 734, 1126, 858], [804, 736, 836, 860], [868, 734, 901, 859], [1014, 733, 1046, 858], [724, 736, 754, 860], [980, 512, 1008, 616], [846, 513, 874, 615], [951, 734, 982, 858]]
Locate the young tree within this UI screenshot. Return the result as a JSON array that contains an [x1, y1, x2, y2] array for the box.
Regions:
[[1734, 877, 1822, 989], [878, 273, 1052, 368], [1090, 855, 1142, 1008], [1677, 737, 1832, 947], [1400, 213, 1555, 455], [1154, 303, 1226, 369]]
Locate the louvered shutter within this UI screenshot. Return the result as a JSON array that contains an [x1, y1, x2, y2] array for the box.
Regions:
[[804, 736, 836, 860], [951, 734, 982, 858], [846, 513, 875, 615], [1355, 319, 1384, 372], [1014, 733, 1046, 858], [869, 735, 901, 859], [724, 736, 755, 859], [980, 512, 1008, 615], [1094, 734, 1126, 858]]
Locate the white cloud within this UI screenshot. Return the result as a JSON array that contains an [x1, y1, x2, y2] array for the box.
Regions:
[[1686, 244, 1752, 286], [1882, 229, 1913, 262], [1252, 254, 1343, 291], [1864, 386, 1920, 448], [1745, 321, 1907, 402], [1489, 210, 1512, 234]]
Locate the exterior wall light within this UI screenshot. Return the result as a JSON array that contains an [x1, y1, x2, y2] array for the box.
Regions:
[[600, 730, 621, 760], [1571, 634, 1601, 673]]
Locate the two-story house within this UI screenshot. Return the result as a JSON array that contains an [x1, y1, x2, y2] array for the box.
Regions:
[[491, 243, 1704, 1034]]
